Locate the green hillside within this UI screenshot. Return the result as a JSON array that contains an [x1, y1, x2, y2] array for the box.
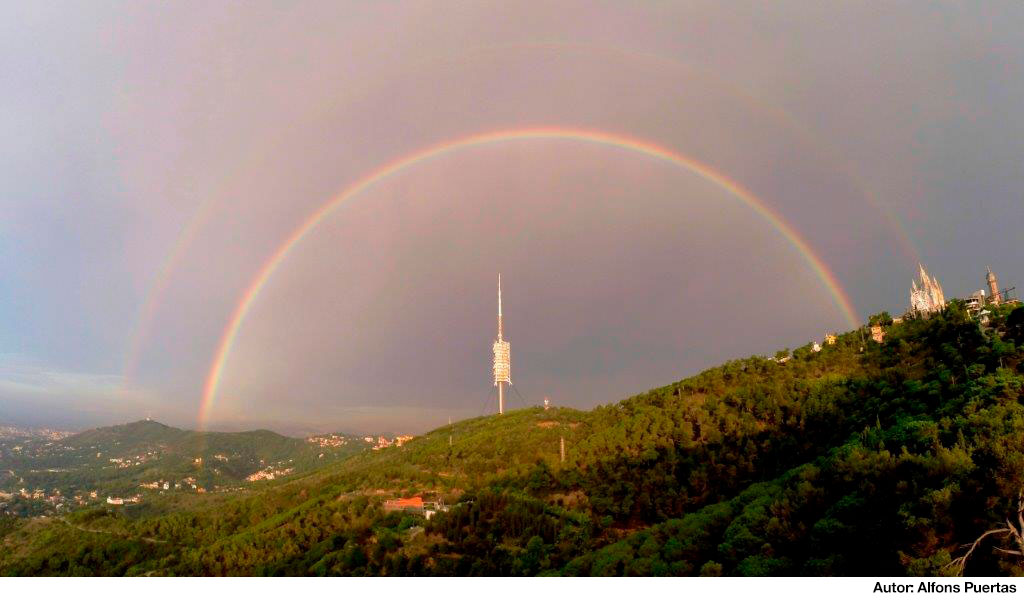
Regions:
[[2, 301, 1023, 576]]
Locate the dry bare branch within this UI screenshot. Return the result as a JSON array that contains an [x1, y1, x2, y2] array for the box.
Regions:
[[946, 489, 1024, 576]]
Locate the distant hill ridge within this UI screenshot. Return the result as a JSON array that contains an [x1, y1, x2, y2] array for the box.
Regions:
[[65, 420, 302, 455], [66, 420, 185, 446]]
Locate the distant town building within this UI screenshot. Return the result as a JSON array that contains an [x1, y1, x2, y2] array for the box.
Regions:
[[384, 496, 424, 512], [246, 467, 293, 482], [812, 342, 822, 353], [307, 434, 350, 448], [372, 435, 414, 450], [544, 397, 551, 411], [824, 333, 837, 346], [978, 309, 993, 326], [106, 496, 124, 505], [871, 325, 886, 344], [966, 290, 987, 314], [383, 496, 449, 520], [910, 264, 945, 316]]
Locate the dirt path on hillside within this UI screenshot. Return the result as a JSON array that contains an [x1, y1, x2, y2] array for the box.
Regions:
[[55, 517, 167, 544]]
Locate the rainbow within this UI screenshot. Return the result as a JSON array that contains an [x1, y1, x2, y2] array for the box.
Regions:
[[197, 127, 860, 428], [526, 41, 923, 265], [124, 44, 920, 387], [123, 201, 219, 384]]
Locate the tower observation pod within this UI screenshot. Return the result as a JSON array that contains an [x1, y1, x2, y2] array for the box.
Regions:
[[493, 274, 511, 414]]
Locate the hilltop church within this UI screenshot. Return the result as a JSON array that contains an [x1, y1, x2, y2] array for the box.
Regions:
[[910, 264, 946, 316], [908, 264, 1016, 318]]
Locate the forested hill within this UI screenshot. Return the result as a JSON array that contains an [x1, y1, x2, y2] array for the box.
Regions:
[[66, 420, 301, 454], [0, 420, 371, 504], [65, 420, 187, 446], [65, 420, 310, 461], [2, 301, 1023, 576]]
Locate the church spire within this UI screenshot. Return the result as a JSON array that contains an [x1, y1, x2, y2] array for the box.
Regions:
[[910, 264, 946, 316]]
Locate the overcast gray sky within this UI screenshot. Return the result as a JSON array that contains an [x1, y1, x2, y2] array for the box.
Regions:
[[2, 2, 1022, 434]]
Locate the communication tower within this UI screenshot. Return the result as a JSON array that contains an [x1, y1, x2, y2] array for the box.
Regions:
[[492, 274, 511, 414]]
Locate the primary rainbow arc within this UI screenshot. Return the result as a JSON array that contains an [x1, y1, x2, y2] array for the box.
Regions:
[[198, 127, 860, 428]]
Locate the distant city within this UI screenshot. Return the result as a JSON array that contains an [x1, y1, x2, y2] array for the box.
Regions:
[[0, 425, 75, 441], [0, 421, 415, 519]]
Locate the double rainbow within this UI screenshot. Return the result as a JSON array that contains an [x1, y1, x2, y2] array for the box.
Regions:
[[197, 127, 860, 428]]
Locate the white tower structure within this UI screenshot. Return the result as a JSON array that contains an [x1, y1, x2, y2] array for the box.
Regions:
[[492, 274, 511, 415]]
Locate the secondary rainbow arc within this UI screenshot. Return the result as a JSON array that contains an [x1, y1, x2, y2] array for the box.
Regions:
[[198, 127, 860, 428]]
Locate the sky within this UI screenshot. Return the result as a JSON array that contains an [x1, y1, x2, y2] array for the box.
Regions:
[[2, 1, 1022, 434]]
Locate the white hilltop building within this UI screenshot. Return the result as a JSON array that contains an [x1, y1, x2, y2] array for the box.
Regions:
[[910, 264, 946, 316]]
